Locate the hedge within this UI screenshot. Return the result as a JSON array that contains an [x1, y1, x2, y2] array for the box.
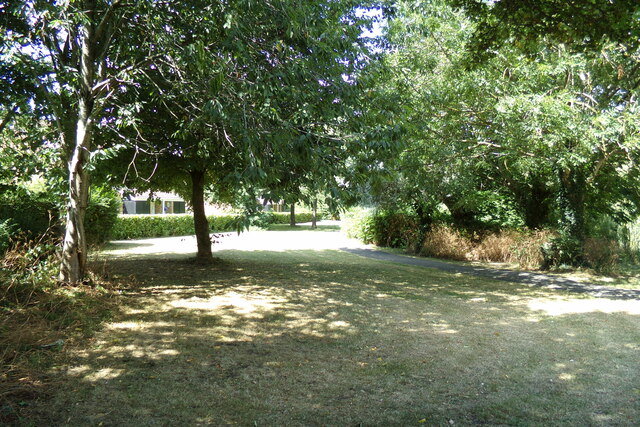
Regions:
[[111, 214, 238, 240], [264, 211, 323, 225], [111, 211, 326, 240], [342, 208, 419, 248]]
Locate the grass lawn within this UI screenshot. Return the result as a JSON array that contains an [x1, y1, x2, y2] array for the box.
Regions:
[[26, 231, 640, 426]]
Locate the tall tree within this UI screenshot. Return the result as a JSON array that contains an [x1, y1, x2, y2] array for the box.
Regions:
[[2, 1, 175, 281], [105, 0, 383, 259]]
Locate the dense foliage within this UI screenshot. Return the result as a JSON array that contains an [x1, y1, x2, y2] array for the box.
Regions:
[[357, 0, 640, 269]]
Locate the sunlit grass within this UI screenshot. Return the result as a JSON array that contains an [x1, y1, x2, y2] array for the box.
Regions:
[[25, 232, 640, 426]]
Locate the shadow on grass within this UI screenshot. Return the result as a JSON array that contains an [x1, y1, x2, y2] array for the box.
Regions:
[[29, 249, 640, 426]]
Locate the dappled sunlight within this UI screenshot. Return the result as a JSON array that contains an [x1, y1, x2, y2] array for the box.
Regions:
[[528, 298, 640, 316], [170, 290, 287, 317], [102, 230, 370, 261], [45, 232, 640, 426], [84, 367, 125, 382]]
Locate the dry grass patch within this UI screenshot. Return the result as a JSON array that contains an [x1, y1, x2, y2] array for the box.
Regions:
[[20, 233, 640, 426]]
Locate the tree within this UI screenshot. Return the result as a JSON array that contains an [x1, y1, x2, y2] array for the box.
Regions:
[[367, 0, 640, 254], [455, 0, 640, 61], [103, 0, 383, 259], [2, 0, 179, 281]]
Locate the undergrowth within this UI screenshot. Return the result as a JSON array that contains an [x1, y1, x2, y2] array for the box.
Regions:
[[0, 234, 121, 425]]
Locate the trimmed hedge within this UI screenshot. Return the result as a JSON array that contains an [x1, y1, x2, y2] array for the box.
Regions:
[[111, 211, 327, 240], [112, 214, 238, 240], [264, 211, 323, 225]]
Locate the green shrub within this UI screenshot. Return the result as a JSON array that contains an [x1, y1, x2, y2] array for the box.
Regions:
[[342, 208, 377, 243], [1, 237, 59, 308], [342, 208, 420, 248], [0, 185, 57, 237], [541, 233, 584, 269], [618, 218, 640, 262], [111, 214, 239, 240], [263, 211, 324, 225], [371, 211, 420, 248], [85, 187, 121, 245], [0, 219, 17, 255]]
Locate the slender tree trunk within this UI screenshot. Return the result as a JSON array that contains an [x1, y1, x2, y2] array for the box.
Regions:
[[59, 110, 92, 282], [289, 203, 296, 227], [311, 199, 317, 229], [60, 10, 96, 283], [190, 169, 212, 259]]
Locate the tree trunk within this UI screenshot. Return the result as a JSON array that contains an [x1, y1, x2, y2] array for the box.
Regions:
[[190, 169, 212, 259], [311, 199, 317, 229], [559, 167, 587, 242], [520, 181, 553, 229], [59, 11, 96, 283], [59, 111, 91, 282], [289, 203, 296, 227]]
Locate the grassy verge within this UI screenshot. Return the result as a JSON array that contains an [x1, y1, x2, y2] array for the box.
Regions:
[[0, 272, 120, 425], [21, 233, 640, 426]]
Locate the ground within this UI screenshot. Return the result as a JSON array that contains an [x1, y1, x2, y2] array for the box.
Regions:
[[26, 227, 640, 426]]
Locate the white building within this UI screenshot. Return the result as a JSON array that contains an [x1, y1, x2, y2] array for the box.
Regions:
[[122, 192, 186, 215]]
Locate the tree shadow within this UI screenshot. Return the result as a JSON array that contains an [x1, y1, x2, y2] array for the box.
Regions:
[[30, 248, 640, 426]]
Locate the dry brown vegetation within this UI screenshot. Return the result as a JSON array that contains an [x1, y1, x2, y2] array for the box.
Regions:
[[11, 231, 639, 426], [0, 237, 120, 425], [420, 226, 554, 270]]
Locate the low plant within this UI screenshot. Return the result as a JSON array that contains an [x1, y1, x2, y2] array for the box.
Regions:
[[509, 230, 554, 269], [583, 237, 620, 274], [0, 219, 17, 255], [0, 185, 57, 238], [475, 229, 553, 269], [1, 233, 119, 424], [111, 214, 238, 239], [420, 224, 473, 261], [263, 211, 324, 225], [541, 233, 584, 269], [85, 187, 121, 245]]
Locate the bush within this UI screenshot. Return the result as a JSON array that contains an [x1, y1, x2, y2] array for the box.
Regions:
[[341, 208, 378, 243], [85, 187, 121, 245], [1, 236, 59, 308], [420, 224, 473, 261], [0, 185, 57, 237], [510, 230, 554, 269], [584, 237, 620, 274], [541, 233, 584, 269], [262, 211, 324, 225], [474, 231, 517, 263], [618, 218, 640, 262], [111, 214, 239, 240], [474, 229, 553, 269], [371, 211, 420, 248], [0, 219, 17, 255]]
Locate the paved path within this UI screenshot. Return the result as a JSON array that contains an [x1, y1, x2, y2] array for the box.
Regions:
[[341, 247, 640, 300]]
